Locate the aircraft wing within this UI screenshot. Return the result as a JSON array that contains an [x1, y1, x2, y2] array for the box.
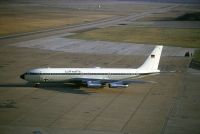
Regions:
[[69, 78, 152, 88]]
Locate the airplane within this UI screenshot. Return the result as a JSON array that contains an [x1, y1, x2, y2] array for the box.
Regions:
[[20, 45, 163, 88]]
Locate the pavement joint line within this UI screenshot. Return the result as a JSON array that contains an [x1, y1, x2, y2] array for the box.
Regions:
[[160, 72, 185, 134], [0, 82, 32, 96], [7, 88, 42, 124], [83, 89, 126, 130], [106, 55, 127, 67], [47, 94, 89, 127], [0, 87, 39, 108], [9, 89, 61, 125], [120, 83, 156, 132]]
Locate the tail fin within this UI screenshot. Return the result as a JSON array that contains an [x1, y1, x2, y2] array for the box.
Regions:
[[138, 45, 163, 72]]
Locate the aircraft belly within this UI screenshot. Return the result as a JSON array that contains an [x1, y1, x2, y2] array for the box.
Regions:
[[26, 75, 41, 82], [26, 75, 70, 83], [25, 74, 137, 83], [70, 75, 109, 80], [49, 75, 70, 82], [109, 75, 130, 80], [70, 75, 132, 80]]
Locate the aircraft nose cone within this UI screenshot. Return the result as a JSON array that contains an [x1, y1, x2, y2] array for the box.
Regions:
[[20, 74, 25, 79]]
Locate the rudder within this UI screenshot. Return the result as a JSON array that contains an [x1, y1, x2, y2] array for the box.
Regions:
[[138, 45, 163, 72]]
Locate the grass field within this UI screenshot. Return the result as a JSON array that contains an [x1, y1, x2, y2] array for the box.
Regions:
[[175, 12, 200, 21], [70, 26, 200, 48], [193, 49, 200, 62], [138, 4, 200, 21], [0, 6, 114, 36], [0, 1, 166, 37]]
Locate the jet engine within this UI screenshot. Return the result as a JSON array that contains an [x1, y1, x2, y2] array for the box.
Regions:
[[109, 83, 128, 88], [86, 81, 102, 88]]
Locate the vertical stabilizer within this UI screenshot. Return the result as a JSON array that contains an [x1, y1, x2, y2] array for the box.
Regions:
[[138, 45, 163, 72]]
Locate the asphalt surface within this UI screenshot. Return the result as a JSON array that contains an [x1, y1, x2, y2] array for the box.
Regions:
[[0, 45, 199, 134], [11, 37, 195, 56], [0, 3, 199, 134]]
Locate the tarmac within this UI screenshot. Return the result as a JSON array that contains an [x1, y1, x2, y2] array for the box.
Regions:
[[0, 2, 200, 134], [0, 43, 199, 134], [11, 36, 195, 57]]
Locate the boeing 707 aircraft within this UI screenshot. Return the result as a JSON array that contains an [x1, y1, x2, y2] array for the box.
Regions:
[[20, 45, 163, 88]]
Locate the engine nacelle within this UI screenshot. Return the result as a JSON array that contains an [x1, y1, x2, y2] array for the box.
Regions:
[[109, 83, 129, 88], [86, 81, 102, 88]]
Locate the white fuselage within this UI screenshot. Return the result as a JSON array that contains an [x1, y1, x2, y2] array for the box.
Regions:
[[20, 45, 163, 87], [22, 68, 158, 83]]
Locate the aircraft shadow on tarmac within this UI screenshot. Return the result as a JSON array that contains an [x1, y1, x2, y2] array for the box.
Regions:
[[0, 83, 90, 95]]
